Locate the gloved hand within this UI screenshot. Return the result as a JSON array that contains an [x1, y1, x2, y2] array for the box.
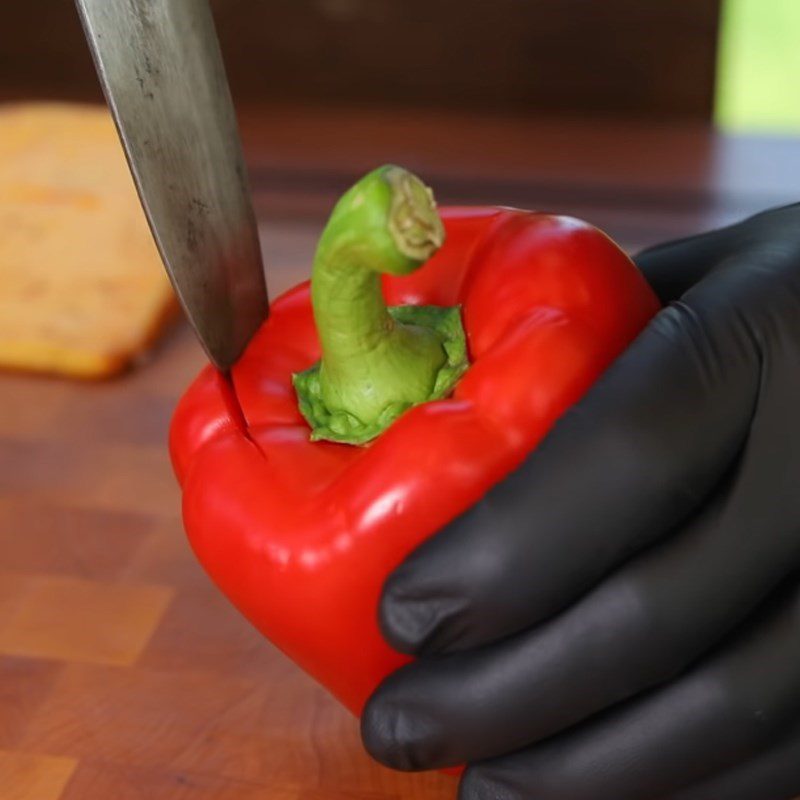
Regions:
[[361, 204, 800, 800]]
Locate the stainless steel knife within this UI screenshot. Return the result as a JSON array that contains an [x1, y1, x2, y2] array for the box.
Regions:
[[75, 0, 268, 370]]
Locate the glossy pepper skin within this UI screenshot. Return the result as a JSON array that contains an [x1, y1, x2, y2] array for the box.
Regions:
[[170, 202, 659, 717]]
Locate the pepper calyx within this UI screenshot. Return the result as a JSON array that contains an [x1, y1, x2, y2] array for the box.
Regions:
[[294, 304, 468, 445]]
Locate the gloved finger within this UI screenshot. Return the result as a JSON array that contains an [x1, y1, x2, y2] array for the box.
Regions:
[[457, 578, 800, 800], [380, 265, 762, 656], [634, 203, 800, 302], [363, 423, 800, 769], [634, 227, 733, 302], [666, 723, 800, 800]]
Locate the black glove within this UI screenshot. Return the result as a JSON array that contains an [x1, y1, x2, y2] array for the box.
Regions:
[[361, 204, 800, 800]]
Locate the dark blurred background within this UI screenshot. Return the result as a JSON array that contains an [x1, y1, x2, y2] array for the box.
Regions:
[[1, 1, 721, 118], [7, 1, 798, 269]]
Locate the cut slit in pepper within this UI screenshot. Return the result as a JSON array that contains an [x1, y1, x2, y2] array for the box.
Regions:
[[170, 166, 661, 742]]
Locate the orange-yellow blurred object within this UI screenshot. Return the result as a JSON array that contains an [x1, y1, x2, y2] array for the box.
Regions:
[[0, 103, 178, 378]]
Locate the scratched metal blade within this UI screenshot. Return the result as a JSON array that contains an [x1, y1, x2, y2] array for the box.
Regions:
[[76, 0, 268, 370]]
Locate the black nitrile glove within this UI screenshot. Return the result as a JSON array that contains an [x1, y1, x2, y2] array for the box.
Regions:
[[361, 204, 800, 800]]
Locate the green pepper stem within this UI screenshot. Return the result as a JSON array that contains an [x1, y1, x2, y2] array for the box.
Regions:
[[309, 165, 447, 430]]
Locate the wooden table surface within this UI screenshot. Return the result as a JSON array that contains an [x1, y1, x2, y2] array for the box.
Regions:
[[1, 107, 799, 800]]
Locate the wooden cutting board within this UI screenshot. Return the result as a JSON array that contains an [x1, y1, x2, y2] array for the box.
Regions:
[[1, 107, 798, 799]]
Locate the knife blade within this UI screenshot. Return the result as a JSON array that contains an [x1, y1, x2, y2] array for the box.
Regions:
[[75, 0, 268, 370]]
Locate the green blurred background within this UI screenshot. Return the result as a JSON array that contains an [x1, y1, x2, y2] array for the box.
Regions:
[[717, 0, 800, 132]]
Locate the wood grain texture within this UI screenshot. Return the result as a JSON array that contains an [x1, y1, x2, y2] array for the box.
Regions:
[[0, 750, 77, 800], [0, 109, 798, 798]]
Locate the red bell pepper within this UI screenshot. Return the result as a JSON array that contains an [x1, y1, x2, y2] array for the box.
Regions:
[[170, 166, 659, 717]]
